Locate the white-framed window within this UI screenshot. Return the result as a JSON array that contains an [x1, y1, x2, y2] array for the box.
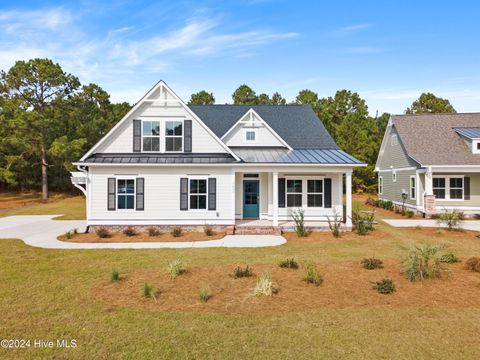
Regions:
[[432, 176, 464, 200], [473, 140, 480, 154], [433, 177, 446, 199], [117, 179, 135, 209], [391, 134, 398, 146], [307, 179, 323, 207], [392, 171, 397, 182], [189, 178, 207, 210], [165, 120, 183, 152], [286, 179, 302, 207], [245, 129, 256, 142], [409, 175, 416, 200], [449, 177, 464, 200], [378, 176, 383, 195], [142, 120, 160, 152]]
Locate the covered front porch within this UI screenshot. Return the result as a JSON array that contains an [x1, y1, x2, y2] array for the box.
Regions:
[[232, 167, 353, 231]]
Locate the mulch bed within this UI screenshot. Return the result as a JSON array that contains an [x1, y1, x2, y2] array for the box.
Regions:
[[92, 260, 480, 314], [59, 232, 225, 243]]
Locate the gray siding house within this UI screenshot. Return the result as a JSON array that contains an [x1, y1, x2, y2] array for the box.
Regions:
[[375, 113, 480, 216]]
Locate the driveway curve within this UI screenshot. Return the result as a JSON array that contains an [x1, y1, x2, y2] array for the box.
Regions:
[[0, 215, 286, 249]]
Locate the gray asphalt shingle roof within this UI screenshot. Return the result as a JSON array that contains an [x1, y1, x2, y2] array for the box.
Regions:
[[189, 105, 338, 149], [392, 113, 480, 165]]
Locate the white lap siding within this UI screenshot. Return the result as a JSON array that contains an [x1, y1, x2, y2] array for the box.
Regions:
[[88, 166, 234, 225]]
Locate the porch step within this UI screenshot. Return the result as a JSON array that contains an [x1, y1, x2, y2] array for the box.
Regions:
[[233, 226, 282, 235]]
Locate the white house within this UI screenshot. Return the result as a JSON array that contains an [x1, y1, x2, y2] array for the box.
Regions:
[[71, 81, 364, 234]]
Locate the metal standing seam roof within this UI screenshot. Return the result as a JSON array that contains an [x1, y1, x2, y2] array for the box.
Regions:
[[231, 148, 362, 164], [454, 127, 480, 139], [80, 153, 237, 164]]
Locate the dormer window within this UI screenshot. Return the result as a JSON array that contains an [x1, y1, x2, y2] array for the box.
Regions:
[[474, 140, 480, 154], [391, 134, 398, 146], [142, 121, 160, 151], [246, 130, 256, 142], [165, 120, 183, 152]]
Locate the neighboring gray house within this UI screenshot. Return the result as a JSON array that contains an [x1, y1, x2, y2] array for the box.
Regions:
[[376, 113, 480, 216]]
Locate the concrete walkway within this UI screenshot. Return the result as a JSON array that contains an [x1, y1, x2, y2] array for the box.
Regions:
[[383, 219, 480, 231], [0, 215, 286, 249]]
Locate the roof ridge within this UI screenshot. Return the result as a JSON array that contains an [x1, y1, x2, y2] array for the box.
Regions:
[[393, 112, 480, 117]]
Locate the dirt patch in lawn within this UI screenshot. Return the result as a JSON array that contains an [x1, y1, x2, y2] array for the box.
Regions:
[[92, 260, 480, 314], [283, 229, 392, 242], [59, 231, 225, 243]]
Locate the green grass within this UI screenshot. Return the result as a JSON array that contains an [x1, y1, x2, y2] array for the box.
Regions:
[[0, 196, 480, 358]]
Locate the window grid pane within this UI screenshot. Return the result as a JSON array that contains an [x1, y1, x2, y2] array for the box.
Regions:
[[307, 179, 323, 207], [142, 121, 160, 151], [189, 179, 207, 209]]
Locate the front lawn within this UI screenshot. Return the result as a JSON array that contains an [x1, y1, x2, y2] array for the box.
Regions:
[[1, 196, 480, 359]]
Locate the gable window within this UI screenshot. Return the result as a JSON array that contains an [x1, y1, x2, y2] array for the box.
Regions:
[[286, 179, 302, 207], [246, 130, 256, 141], [391, 134, 398, 146], [409, 176, 416, 200], [378, 176, 383, 195], [307, 179, 323, 207], [449, 177, 463, 199], [189, 179, 207, 209], [392, 171, 397, 182], [165, 121, 183, 152], [142, 121, 160, 151], [117, 179, 135, 209], [433, 178, 446, 199]]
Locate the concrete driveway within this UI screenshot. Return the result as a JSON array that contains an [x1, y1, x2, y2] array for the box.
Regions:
[[0, 215, 286, 249], [383, 219, 480, 231]]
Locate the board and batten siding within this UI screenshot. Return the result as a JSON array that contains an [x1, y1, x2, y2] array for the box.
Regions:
[[95, 102, 227, 154], [380, 169, 417, 207], [88, 166, 234, 225], [377, 126, 418, 170], [434, 173, 480, 207]]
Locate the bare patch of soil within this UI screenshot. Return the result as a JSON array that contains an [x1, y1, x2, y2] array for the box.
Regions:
[[59, 231, 225, 243], [92, 261, 480, 314]]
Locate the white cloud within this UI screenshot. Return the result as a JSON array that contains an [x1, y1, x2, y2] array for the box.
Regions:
[[332, 23, 372, 36]]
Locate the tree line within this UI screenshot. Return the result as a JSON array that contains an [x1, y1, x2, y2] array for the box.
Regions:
[[0, 58, 456, 198]]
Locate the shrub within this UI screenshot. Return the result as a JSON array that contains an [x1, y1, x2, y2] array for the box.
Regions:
[[402, 243, 447, 282], [167, 258, 186, 278], [292, 209, 307, 237], [232, 265, 253, 278], [253, 272, 275, 296], [96, 227, 111, 238], [123, 226, 138, 237], [303, 261, 323, 286], [171, 226, 183, 237], [199, 288, 210, 303], [372, 278, 395, 294], [436, 209, 464, 231], [430, 213, 441, 220], [327, 212, 342, 238], [143, 283, 157, 301], [279, 258, 299, 269], [204, 225, 215, 236], [111, 269, 120, 282], [465, 257, 480, 272], [147, 227, 161, 237], [64, 230, 73, 239], [361, 257, 384, 270], [439, 252, 460, 264], [352, 208, 375, 235], [73, 228, 78, 234], [406, 210, 415, 218]]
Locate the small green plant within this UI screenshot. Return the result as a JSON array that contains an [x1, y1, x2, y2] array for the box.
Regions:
[[436, 209, 464, 231], [96, 227, 111, 238], [167, 258, 186, 278], [232, 265, 253, 278], [352, 208, 375, 235], [327, 212, 342, 238], [361, 257, 384, 270], [123, 226, 138, 237], [465, 257, 480, 272], [292, 209, 307, 237], [406, 210, 415, 218], [204, 225, 215, 236], [171, 226, 183, 237], [143, 282, 157, 301], [147, 227, 161, 236], [253, 272, 275, 296], [111, 269, 120, 282], [303, 261, 323, 286], [439, 252, 460, 264], [279, 258, 299, 269], [402, 243, 447, 282], [64, 230, 73, 239], [199, 288, 210, 303], [372, 278, 395, 294]]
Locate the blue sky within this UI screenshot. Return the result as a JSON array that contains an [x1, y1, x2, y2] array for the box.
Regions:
[[1, 0, 479, 114]]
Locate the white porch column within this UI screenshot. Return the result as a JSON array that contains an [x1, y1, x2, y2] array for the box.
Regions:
[[345, 171, 352, 227], [267, 172, 273, 217], [273, 171, 279, 226], [425, 167, 433, 195]]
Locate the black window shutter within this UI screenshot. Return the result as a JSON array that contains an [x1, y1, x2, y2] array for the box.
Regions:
[[278, 178, 286, 208], [324, 178, 332, 208], [108, 178, 116, 211], [208, 178, 216, 210], [184, 120, 192, 153], [465, 177, 470, 200], [136, 178, 144, 210], [180, 178, 188, 210], [133, 119, 141, 152]]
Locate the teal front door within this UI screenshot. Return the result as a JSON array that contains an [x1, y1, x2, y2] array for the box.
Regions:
[[243, 180, 259, 219]]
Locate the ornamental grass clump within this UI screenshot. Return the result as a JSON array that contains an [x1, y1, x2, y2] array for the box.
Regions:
[[439, 252, 460, 264], [279, 258, 299, 269], [64, 230, 73, 239], [167, 258, 186, 278], [402, 243, 447, 282], [171, 227, 183, 237], [303, 261, 323, 286], [352, 209, 375, 235], [253, 272, 275, 296], [143, 283, 157, 301], [372, 278, 395, 294], [361, 257, 384, 270], [96, 227, 111, 238], [327, 212, 342, 238], [203, 225, 215, 236], [123, 226, 138, 237], [147, 227, 161, 237], [111, 269, 120, 282], [199, 288, 210, 303], [292, 209, 307, 237], [232, 265, 253, 278]]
